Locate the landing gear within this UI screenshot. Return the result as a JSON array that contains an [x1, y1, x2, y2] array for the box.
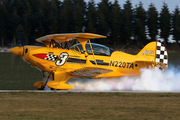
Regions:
[[38, 86, 44, 90], [34, 71, 53, 90], [154, 62, 167, 71]]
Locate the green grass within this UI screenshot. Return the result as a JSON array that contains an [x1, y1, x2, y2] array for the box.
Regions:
[[0, 92, 180, 120], [168, 52, 180, 65], [0, 53, 42, 90], [0, 52, 180, 90]]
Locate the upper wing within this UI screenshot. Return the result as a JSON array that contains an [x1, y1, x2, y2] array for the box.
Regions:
[[36, 33, 106, 43]]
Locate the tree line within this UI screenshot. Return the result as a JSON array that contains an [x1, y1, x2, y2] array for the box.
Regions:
[[0, 0, 180, 48]]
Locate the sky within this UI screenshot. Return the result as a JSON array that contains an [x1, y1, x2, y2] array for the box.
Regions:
[[84, 0, 180, 12]]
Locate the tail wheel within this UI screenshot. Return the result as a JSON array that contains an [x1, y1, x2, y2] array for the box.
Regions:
[[154, 62, 167, 71]]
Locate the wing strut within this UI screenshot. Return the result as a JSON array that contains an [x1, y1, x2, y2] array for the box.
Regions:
[[77, 38, 93, 67], [89, 40, 97, 67]]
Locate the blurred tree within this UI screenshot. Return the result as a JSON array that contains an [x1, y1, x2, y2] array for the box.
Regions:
[[27, 0, 41, 44], [121, 0, 133, 44], [111, 0, 121, 48], [49, 0, 61, 34], [60, 0, 74, 33], [97, 0, 112, 44], [73, 0, 86, 32], [159, 2, 171, 45], [0, 0, 178, 47], [12, 9, 20, 46], [12, 0, 26, 23], [23, 0, 32, 45], [37, 0, 51, 37], [11, 0, 28, 46], [147, 3, 158, 42], [133, 2, 147, 46], [0, 1, 8, 47], [97, 0, 112, 36], [37, 1, 45, 37], [172, 6, 180, 45], [85, 0, 97, 33]]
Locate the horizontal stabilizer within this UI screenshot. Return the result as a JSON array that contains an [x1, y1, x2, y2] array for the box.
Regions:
[[136, 61, 167, 71]]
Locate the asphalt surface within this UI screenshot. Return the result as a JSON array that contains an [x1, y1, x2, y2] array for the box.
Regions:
[[0, 90, 180, 93]]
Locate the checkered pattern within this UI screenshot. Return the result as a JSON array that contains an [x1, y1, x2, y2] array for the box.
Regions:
[[45, 54, 58, 61], [155, 42, 168, 65]]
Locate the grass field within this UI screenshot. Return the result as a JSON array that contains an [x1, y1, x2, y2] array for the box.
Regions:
[[0, 52, 180, 90], [0, 92, 180, 120], [168, 52, 180, 65], [0, 53, 42, 90]]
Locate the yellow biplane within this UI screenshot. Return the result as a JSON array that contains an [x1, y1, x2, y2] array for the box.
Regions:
[[10, 33, 168, 90]]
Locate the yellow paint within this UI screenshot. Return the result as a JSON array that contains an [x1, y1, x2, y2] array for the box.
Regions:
[[10, 33, 168, 90], [10, 46, 23, 56], [34, 81, 45, 89]]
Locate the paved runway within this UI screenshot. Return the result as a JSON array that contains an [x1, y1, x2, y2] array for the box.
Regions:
[[0, 90, 180, 93]]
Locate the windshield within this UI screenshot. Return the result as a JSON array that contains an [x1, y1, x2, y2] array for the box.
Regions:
[[70, 43, 110, 56]]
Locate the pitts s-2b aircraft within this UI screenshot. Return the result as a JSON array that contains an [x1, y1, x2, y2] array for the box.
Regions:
[[10, 33, 168, 90]]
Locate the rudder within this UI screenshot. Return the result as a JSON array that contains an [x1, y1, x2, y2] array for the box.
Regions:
[[137, 41, 168, 70]]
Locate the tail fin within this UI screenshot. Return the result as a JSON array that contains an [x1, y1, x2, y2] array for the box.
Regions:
[[137, 41, 168, 70]]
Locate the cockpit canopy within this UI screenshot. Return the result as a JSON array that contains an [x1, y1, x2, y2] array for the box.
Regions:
[[44, 39, 115, 56], [70, 43, 111, 56]]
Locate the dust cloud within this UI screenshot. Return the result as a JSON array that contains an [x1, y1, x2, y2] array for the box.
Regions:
[[69, 66, 180, 91]]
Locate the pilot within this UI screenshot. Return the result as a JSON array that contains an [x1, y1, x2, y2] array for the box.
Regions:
[[99, 48, 105, 53], [99, 48, 106, 55]]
